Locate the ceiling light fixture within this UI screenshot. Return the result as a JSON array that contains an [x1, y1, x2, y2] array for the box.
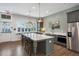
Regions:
[[32, 6, 36, 10], [38, 3, 42, 22], [46, 10, 49, 14], [25, 11, 29, 15], [38, 3, 40, 18]]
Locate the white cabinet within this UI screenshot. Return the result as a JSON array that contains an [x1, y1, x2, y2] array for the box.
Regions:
[[10, 33, 17, 41], [0, 33, 11, 43], [16, 34, 21, 41], [11, 33, 21, 41], [0, 33, 21, 43]]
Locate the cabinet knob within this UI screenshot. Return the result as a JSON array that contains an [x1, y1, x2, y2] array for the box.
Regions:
[[49, 40, 52, 43]]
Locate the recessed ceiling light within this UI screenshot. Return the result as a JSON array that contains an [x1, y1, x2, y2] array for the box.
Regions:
[[32, 6, 36, 9], [0, 10, 10, 13], [0, 10, 5, 13], [26, 12, 29, 14], [46, 10, 49, 14]]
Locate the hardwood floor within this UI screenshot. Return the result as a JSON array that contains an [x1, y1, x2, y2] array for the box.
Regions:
[[52, 44, 79, 56], [0, 41, 26, 56], [0, 41, 79, 56]]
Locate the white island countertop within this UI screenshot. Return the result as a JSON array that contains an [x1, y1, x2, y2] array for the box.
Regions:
[[23, 33, 54, 41]]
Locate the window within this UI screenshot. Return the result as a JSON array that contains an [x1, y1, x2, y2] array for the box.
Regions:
[[2, 22, 11, 33], [1, 14, 11, 19]]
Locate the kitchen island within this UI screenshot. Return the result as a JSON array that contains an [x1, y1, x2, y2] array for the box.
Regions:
[[44, 32, 67, 47], [22, 33, 54, 56]]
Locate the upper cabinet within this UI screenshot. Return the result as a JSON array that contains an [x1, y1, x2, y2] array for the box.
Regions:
[[0, 13, 12, 22], [75, 10, 79, 21], [67, 10, 79, 23], [1, 14, 11, 19]]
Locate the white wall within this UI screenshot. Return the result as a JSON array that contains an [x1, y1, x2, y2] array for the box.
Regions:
[[11, 14, 37, 33], [11, 14, 37, 41], [44, 5, 79, 34]]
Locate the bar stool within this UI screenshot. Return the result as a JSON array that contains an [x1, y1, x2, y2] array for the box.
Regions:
[[21, 35, 24, 46], [21, 35, 26, 48], [25, 37, 33, 56]]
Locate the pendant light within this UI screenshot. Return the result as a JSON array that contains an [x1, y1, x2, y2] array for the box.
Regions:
[[38, 3, 42, 22]]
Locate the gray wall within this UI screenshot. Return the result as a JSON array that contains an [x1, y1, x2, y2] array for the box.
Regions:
[[44, 5, 79, 34]]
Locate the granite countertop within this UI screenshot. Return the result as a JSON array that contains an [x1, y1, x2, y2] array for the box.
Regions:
[[23, 33, 54, 41]]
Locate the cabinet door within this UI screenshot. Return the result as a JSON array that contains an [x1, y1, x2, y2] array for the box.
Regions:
[[46, 38, 54, 55], [67, 10, 79, 23], [16, 34, 21, 40], [54, 35, 58, 43], [67, 12, 76, 23], [75, 10, 79, 22], [11, 33, 17, 41], [0, 33, 2, 42], [0, 33, 11, 43]]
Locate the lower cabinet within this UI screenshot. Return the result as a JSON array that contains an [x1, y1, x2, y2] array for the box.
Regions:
[[37, 38, 54, 55], [0, 33, 11, 43], [0, 33, 21, 43], [46, 38, 54, 55]]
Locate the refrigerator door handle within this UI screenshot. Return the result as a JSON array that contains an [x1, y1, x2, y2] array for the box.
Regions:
[[68, 32, 72, 37]]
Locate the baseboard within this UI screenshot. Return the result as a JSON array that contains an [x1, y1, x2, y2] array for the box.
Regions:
[[0, 40, 21, 44], [68, 48, 79, 53], [54, 42, 67, 47]]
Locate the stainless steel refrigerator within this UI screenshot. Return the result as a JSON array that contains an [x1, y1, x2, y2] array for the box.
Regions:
[[67, 22, 79, 52]]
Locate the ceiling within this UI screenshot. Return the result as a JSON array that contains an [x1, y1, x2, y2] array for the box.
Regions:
[[0, 3, 79, 17]]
